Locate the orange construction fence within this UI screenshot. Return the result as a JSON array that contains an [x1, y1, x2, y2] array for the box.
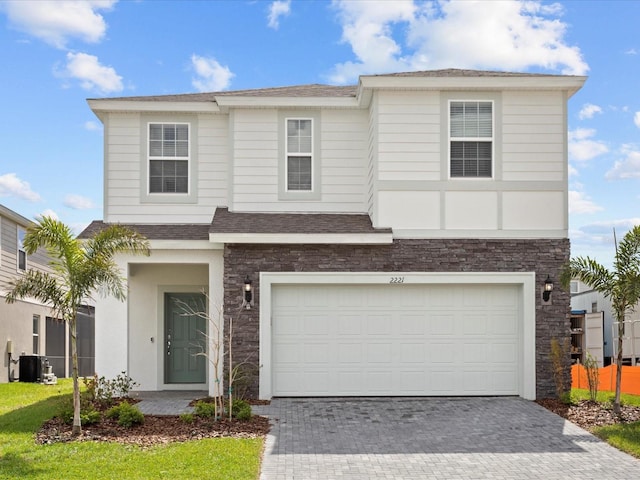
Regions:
[[571, 364, 640, 396]]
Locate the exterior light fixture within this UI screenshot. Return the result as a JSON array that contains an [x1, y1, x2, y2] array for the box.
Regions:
[[543, 275, 554, 302], [242, 276, 253, 310]]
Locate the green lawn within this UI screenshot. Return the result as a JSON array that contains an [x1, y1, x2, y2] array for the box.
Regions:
[[572, 388, 640, 458], [0, 380, 263, 479]]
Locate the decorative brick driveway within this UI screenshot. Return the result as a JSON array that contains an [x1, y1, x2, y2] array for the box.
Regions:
[[253, 397, 640, 480]]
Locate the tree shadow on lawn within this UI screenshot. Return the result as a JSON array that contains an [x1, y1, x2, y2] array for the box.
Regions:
[[0, 393, 70, 434]]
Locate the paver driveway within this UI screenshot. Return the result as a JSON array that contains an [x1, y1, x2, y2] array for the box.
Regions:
[[253, 397, 640, 480]]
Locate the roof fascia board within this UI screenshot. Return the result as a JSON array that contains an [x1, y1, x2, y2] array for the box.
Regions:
[[209, 232, 393, 244], [358, 75, 587, 98], [0, 205, 32, 227], [214, 96, 359, 109], [87, 99, 220, 113]]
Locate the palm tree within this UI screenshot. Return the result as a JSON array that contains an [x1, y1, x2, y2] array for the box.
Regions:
[[5, 217, 149, 435], [562, 225, 640, 414]]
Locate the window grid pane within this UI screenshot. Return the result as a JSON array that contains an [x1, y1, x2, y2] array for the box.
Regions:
[[149, 160, 189, 193], [287, 156, 312, 191], [450, 141, 492, 178]]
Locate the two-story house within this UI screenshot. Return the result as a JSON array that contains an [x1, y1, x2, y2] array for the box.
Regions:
[[82, 69, 585, 400], [1, 204, 95, 382]]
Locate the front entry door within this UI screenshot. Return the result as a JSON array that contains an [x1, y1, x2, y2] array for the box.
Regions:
[[165, 293, 207, 384]]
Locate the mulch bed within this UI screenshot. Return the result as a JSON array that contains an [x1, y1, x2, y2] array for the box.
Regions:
[[36, 413, 271, 447], [536, 398, 640, 431]]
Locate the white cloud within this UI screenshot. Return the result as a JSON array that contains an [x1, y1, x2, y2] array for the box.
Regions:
[[268, 0, 291, 29], [568, 190, 603, 215], [0, 173, 41, 202], [63, 194, 95, 210], [61, 52, 123, 93], [625, 48, 638, 55], [605, 148, 640, 180], [191, 54, 234, 92], [568, 164, 578, 177], [39, 209, 59, 220], [1, 0, 116, 49], [578, 103, 603, 120], [329, 0, 588, 84], [634, 111, 640, 128], [568, 128, 608, 162], [84, 120, 101, 131]]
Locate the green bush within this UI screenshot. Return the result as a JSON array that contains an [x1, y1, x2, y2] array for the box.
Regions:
[[60, 404, 101, 426], [83, 372, 139, 407], [230, 399, 252, 420], [194, 400, 217, 418], [105, 401, 144, 428], [180, 413, 195, 423]]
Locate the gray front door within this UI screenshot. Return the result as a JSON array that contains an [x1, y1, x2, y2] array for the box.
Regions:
[[164, 293, 206, 384]]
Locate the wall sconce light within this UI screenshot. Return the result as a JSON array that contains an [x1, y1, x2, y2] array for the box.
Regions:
[[543, 275, 554, 302], [242, 276, 253, 310]]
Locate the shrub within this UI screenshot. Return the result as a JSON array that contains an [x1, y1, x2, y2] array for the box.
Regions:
[[583, 352, 600, 402], [60, 404, 101, 426], [83, 372, 139, 407], [194, 400, 217, 418], [230, 399, 252, 420], [180, 413, 195, 423], [550, 337, 570, 401], [106, 401, 144, 428]]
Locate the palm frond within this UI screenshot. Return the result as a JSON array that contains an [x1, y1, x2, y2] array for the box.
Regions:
[[565, 256, 615, 298], [4, 270, 70, 319]]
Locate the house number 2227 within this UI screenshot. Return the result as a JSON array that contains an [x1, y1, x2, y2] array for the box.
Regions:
[[389, 276, 405, 284]]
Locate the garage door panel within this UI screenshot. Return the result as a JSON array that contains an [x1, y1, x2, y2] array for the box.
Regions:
[[272, 283, 521, 396]]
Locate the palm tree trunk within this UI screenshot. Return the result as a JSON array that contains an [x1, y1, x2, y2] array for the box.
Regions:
[[70, 316, 82, 436], [614, 320, 624, 415]]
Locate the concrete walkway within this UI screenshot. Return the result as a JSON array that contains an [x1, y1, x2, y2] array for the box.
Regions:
[[253, 397, 640, 480], [133, 390, 206, 415]]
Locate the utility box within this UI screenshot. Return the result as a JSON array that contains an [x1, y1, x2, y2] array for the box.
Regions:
[[19, 355, 43, 382]]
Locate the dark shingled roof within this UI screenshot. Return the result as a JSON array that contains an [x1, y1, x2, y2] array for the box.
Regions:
[[89, 84, 358, 103], [78, 210, 391, 241], [89, 69, 566, 103], [78, 221, 210, 240], [211, 208, 391, 235]]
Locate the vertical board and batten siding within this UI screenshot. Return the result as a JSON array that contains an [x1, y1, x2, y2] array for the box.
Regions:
[[502, 91, 566, 182], [104, 112, 229, 224], [231, 109, 367, 213]]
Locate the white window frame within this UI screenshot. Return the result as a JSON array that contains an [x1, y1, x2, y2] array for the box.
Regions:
[[17, 226, 26, 272], [33, 314, 40, 355], [448, 100, 494, 179], [570, 280, 579, 294], [285, 117, 314, 192], [147, 122, 190, 195]]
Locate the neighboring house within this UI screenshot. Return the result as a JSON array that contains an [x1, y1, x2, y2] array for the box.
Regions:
[[0, 204, 95, 382], [82, 69, 586, 400], [571, 279, 640, 365]]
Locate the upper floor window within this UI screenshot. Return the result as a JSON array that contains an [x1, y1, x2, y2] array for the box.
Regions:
[[450, 101, 493, 178], [33, 314, 40, 354], [17, 226, 26, 271], [286, 118, 313, 191], [148, 123, 189, 194]]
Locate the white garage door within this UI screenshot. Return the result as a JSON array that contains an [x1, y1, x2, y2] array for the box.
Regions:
[[272, 283, 521, 396]]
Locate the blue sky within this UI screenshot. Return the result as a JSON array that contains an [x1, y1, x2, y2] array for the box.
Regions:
[[0, 0, 638, 267]]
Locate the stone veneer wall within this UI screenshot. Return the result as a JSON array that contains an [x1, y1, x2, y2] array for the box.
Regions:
[[223, 238, 570, 399]]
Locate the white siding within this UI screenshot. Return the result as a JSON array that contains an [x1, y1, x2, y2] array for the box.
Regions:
[[105, 112, 229, 224], [377, 91, 440, 182], [232, 109, 367, 212], [502, 91, 566, 182], [371, 89, 568, 237]]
